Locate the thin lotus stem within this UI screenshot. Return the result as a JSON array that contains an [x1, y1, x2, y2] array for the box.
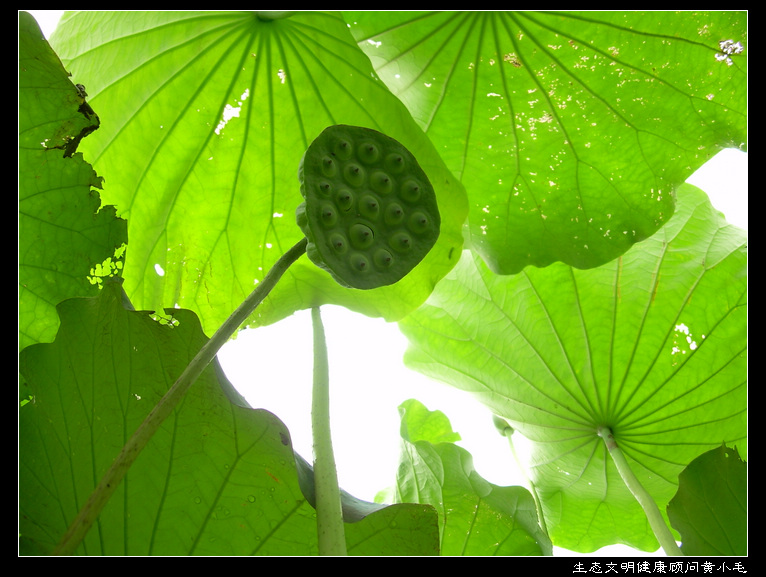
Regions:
[[52, 238, 308, 556], [492, 416, 548, 537], [311, 307, 347, 555], [597, 426, 684, 556]]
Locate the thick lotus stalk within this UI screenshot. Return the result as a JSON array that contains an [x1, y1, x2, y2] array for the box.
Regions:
[[311, 307, 346, 555], [597, 427, 684, 556], [296, 124, 441, 290]]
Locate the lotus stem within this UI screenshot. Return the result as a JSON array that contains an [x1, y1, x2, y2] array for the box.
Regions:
[[598, 426, 684, 556]]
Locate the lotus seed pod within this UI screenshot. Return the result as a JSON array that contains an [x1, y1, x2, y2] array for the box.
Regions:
[[297, 124, 441, 289]]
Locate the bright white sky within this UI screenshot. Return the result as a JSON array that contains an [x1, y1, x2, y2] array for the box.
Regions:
[[26, 10, 748, 557]]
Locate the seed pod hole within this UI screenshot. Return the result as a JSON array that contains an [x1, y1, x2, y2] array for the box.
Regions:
[[385, 152, 406, 174], [333, 139, 353, 160], [400, 179, 422, 203], [370, 170, 393, 194], [384, 202, 405, 225], [374, 248, 394, 269], [408, 211, 430, 234], [358, 142, 380, 164], [321, 156, 337, 177], [329, 233, 347, 253], [390, 232, 413, 252], [343, 163, 365, 187], [350, 252, 370, 272], [336, 189, 354, 211], [349, 223, 374, 249], [359, 194, 380, 220], [320, 204, 337, 227]]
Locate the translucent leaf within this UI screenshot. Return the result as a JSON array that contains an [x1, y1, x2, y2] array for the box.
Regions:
[[348, 11, 747, 273], [400, 184, 747, 551], [18, 11, 127, 350], [50, 11, 467, 334], [392, 399, 552, 555]]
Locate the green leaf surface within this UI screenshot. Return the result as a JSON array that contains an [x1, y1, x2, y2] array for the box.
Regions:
[[399, 396, 462, 445], [19, 281, 313, 555], [399, 184, 747, 552], [347, 504, 440, 556], [18, 280, 438, 555], [347, 11, 747, 273], [18, 11, 127, 351], [49, 11, 467, 334], [19, 10, 747, 557], [392, 400, 552, 556], [667, 445, 747, 556]]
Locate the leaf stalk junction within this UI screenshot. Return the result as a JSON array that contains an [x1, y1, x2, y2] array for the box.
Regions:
[[597, 426, 684, 556]]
